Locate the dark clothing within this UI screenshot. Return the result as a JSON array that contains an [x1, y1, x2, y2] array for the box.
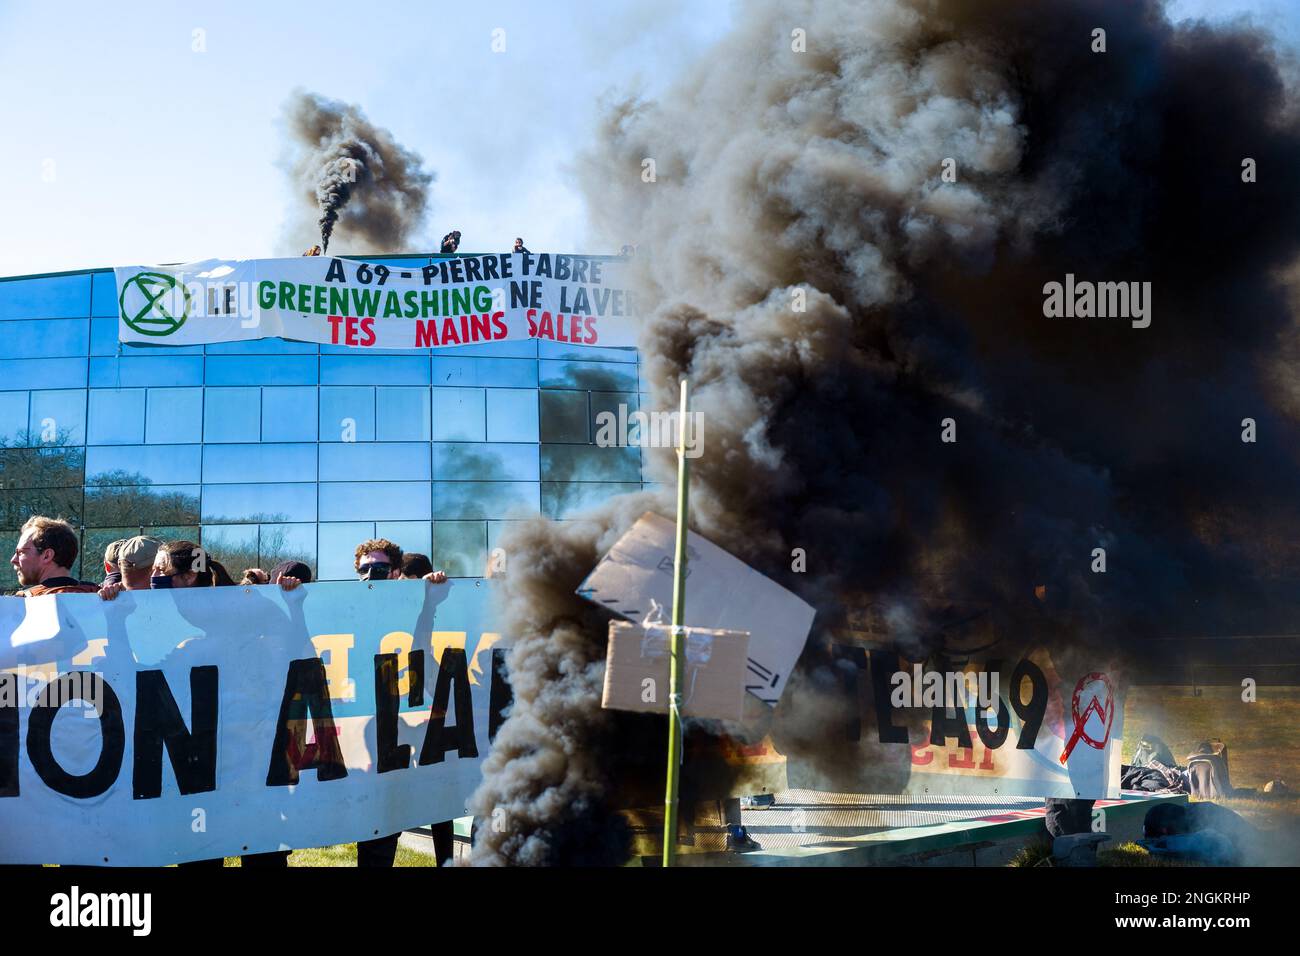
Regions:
[[268, 560, 312, 584], [241, 850, 290, 867], [17, 577, 100, 597], [357, 832, 400, 867], [1122, 761, 1186, 793], [1186, 753, 1234, 800], [431, 820, 455, 865], [102, 571, 122, 587], [1044, 798, 1096, 839]]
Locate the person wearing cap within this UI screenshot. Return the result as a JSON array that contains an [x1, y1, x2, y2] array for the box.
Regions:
[[99, 535, 163, 598], [102, 538, 127, 587]]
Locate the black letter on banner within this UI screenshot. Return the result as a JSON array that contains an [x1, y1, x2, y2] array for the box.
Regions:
[[928, 706, 973, 748], [975, 698, 1011, 750], [265, 658, 348, 786], [374, 653, 410, 773], [325, 258, 346, 283], [28, 674, 125, 799], [407, 649, 425, 707], [1009, 658, 1048, 749], [133, 667, 218, 799], [488, 647, 512, 744], [418, 648, 477, 764], [831, 645, 867, 741], [927, 653, 973, 748], [973, 659, 1010, 750], [867, 649, 910, 744], [0, 676, 17, 796]]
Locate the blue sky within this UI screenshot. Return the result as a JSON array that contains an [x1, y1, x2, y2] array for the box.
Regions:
[[0, 0, 1293, 278], [0, 0, 734, 276]]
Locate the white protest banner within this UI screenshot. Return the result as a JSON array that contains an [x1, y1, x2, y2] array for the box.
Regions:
[[0, 580, 509, 865], [115, 253, 639, 350], [768, 646, 1126, 800]]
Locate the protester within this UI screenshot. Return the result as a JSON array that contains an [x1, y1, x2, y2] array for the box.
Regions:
[[1043, 797, 1096, 845], [269, 559, 311, 589], [241, 558, 314, 868], [8, 516, 100, 596], [148, 542, 303, 868], [241, 567, 270, 586], [512, 237, 529, 254], [150, 541, 218, 588], [397, 552, 456, 865], [117, 535, 163, 591], [209, 559, 238, 587], [400, 552, 433, 580], [353, 538, 447, 866], [303, 245, 322, 256], [440, 230, 461, 254], [102, 538, 127, 587]]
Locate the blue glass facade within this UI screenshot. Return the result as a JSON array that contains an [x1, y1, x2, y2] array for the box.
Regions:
[[0, 255, 649, 588]]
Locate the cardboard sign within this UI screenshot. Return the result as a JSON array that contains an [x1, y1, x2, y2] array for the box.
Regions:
[[602, 621, 750, 721], [577, 512, 815, 705]]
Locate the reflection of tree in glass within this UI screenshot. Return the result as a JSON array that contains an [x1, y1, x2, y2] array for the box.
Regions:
[[0, 429, 85, 529], [85, 470, 199, 527], [199, 521, 313, 582]]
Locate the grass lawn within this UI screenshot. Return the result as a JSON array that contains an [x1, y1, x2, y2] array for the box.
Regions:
[[219, 842, 441, 866], [1009, 839, 1182, 867], [1122, 684, 1299, 789]]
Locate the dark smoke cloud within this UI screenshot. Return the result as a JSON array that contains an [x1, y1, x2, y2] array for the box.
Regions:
[[469, 0, 1300, 863], [283, 91, 434, 254]]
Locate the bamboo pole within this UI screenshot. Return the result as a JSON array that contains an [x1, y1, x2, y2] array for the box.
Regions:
[[662, 378, 691, 867]]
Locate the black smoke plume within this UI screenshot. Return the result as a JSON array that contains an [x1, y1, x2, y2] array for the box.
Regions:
[[284, 91, 433, 254], [468, 0, 1300, 864]]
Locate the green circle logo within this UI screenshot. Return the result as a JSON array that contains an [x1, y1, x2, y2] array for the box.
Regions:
[[119, 272, 191, 336]]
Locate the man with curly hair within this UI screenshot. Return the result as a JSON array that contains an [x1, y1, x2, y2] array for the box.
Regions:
[[352, 537, 448, 866]]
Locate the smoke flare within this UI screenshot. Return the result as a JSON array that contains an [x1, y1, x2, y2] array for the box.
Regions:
[[284, 91, 434, 254], [469, 0, 1300, 864]]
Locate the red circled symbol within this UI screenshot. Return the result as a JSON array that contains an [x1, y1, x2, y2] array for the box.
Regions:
[[1059, 672, 1114, 764]]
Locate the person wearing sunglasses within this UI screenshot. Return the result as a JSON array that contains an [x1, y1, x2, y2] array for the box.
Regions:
[[353, 538, 446, 585], [351, 538, 447, 866]]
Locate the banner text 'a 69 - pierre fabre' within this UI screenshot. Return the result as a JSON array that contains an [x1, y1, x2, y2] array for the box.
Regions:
[[0, 580, 509, 866], [115, 254, 639, 350]]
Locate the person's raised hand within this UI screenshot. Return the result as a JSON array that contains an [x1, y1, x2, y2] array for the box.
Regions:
[[278, 576, 302, 591], [99, 582, 123, 601], [423, 570, 448, 584]]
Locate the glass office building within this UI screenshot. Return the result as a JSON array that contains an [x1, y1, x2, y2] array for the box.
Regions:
[[0, 254, 650, 590]]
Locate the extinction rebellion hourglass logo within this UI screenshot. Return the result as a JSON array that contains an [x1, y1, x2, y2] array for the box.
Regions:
[[119, 271, 192, 336]]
